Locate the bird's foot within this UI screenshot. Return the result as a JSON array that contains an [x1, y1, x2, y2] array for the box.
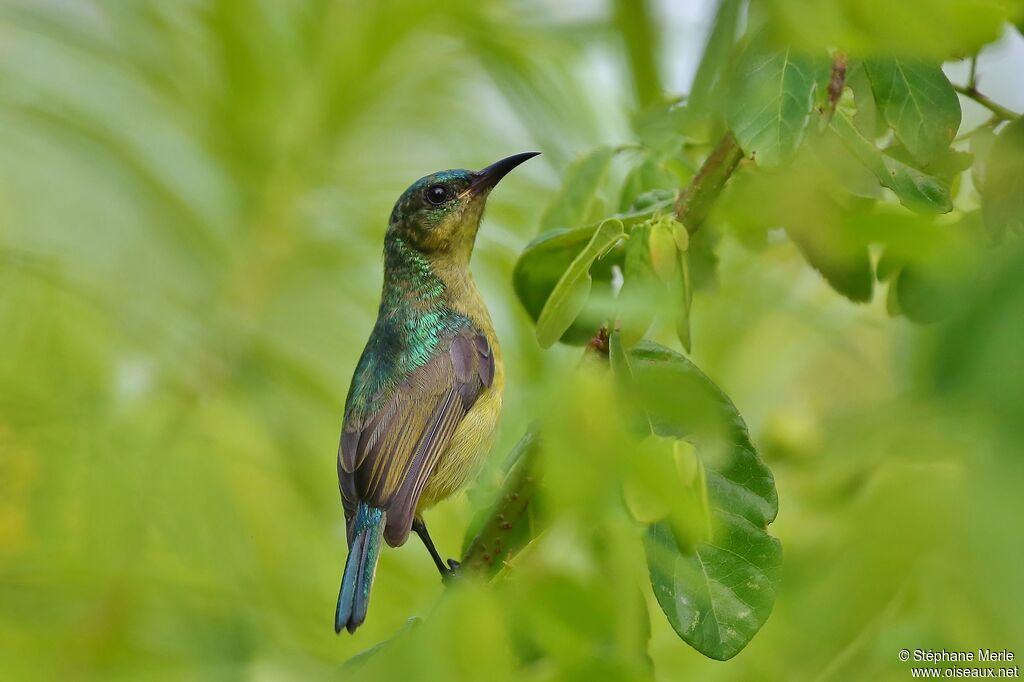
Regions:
[[412, 517, 462, 582], [442, 559, 461, 584]]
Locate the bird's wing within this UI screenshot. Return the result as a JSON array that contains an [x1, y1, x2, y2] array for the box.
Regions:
[[338, 324, 494, 546]]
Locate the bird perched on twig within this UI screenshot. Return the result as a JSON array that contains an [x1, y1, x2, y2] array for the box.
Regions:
[[334, 152, 539, 634]]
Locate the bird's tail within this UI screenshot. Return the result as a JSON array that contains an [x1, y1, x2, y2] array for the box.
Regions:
[[335, 503, 386, 634]]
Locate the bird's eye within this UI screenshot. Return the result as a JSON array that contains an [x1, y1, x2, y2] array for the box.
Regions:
[[425, 184, 450, 205]]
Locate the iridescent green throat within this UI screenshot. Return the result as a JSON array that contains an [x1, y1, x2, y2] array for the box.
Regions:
[[378, 234, 468, 368]]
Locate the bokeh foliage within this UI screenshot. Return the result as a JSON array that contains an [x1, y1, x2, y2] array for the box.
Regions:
[[1, 0, 1023, 680]]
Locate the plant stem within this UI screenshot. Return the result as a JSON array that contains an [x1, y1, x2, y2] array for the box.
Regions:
[[953, 83, 1019, 121], [460, 431, 540, 576], [967, 54, 979, 91], [674, 132, 745, 235]]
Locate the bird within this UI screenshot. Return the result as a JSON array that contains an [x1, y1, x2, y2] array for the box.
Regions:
[[334, 152, 539, 634]]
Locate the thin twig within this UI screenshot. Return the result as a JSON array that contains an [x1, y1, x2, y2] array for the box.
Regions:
[[953, 116, 1000, 143], [461, 431, 540, 576], [953, 83, 1019, 121], [674, 131, 745, 235]]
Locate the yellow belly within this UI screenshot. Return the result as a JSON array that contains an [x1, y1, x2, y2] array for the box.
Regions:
[[417, 261, 504, 511], [417, 348, 503, 510]]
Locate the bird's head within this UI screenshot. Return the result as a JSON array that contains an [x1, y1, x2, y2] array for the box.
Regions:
[[386, 152, 539, 263]]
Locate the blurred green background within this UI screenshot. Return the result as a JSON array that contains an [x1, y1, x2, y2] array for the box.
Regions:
[[1, 1, 1022, 680]]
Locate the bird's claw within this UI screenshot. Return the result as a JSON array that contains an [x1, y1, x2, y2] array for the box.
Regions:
[[442, 559, 461, 584]]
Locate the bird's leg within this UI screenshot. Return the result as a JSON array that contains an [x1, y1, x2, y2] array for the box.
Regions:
[[412, 517, 446, 574], [412, 517, 460, 580]]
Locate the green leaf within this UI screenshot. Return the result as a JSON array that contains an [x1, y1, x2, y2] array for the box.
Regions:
[[981, 117, 1024, 242], [689, 0, 742, 107], [714, 141, 875, 302], [660, 216, 694, 352], [676, 252, 693, 352], [648, 217, 679, 282], [627, 342, 781, 661], [684, 0, 742, 134], [727, 39, 824, 167], [646, 215, 695, 350], [876, 247, 902, 282], [609, 329, 653, 438], [625, 438, 711, 553], [886, 268, 904, 317], [514, 225, 600, 321], [629, 189, 678, 213], [930, 246, 1024, 426], [623, 437, 683, 525], [539, 146, 617, 233], [894, 265, 949, 324], [619, 158, 678, 212], [969, 125, 998, 194], [514, 199, 677, 345], [617, 223, 658, 346], [688, 224, 721, 293], [846, 60, 883, 140], [633, 99, 688, 152], [808, 110, 884, 199], [535, 219, 624, 348], [608, 329, 633, 383], [832, 110, 952, 213], [869, 211, 979, 323], [786, 210, 874, 303], [864, 58, 961, 165], [612, 0, 662, 107], [762, 0, 1011, 59], [920, 147, 973, 183]]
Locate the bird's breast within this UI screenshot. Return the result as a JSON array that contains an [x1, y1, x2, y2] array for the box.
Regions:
[[417, 264, 504, 509]]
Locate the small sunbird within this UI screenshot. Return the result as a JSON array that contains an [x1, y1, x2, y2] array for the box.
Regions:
[[334, 152, 539, 633]]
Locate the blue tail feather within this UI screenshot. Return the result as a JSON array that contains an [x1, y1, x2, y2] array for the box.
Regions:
[[335, 504, 385, 634]]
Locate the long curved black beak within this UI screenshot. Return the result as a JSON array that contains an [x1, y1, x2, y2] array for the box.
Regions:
[[470, 151, 540, 194]]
